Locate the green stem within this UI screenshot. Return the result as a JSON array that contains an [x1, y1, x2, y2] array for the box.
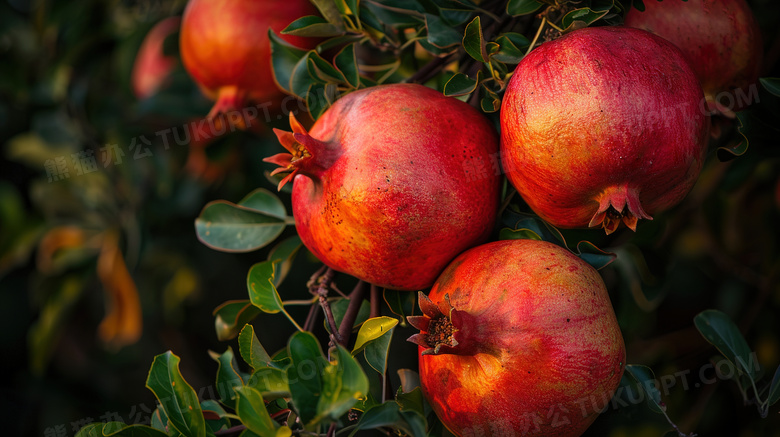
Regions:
[[526, 16, 547, 55]]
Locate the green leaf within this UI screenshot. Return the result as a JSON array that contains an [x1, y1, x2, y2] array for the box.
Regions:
[[396, 386, 427, 417], [282, 15, 344, 37], [290, 52, 315, 99], [209, 347, 245, 410], [307, 52, 345, 83], [443, 71, 481, 97], [238, 188, 287, 218], [306, 82, 332, 120], [425, 13, 463, 48], [631, 0, 646, 12], [74, 423, 169, 437], [506, 0, 543, 16], [363, 326, 395, 374], [145, 351, 207, 437], [234, 386, 279, 435], [334, 43, 360, 88], [213, 300, 262, 341], [348, 402, 427, 437], [501, 207, 566, 245], [720, 110, 752, 161], [248, 366, 291, 399], [247, 261, 284, 314], [760, 77, 780, 97], [462, 16, 486, 62], [694, 310, 757, 379], [574, 240, 617, 270], [384, 289, 416, 326], [623, 364, 665, 413], [499, 227, 542, 241], [194, 201, 286, 253], [311, 0, 346, 28], [767, 365, 780, 407], [492, 33, 528, 64], [352, 317, 398, 355], [315, 344, 369, 424], [267, 236, 303, 288], [330, 298, 371, 333], [287, 331, 328, 424], [238, 324, 272, 370], [201, 400, 231, 434], [560, 1, 613, 32], [269, 30, 309, 94]]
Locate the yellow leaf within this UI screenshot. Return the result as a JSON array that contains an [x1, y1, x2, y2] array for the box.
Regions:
[[97, 231, 142, 350]]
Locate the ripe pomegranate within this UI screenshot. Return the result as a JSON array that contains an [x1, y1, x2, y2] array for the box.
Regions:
[[131, 16, 180, 99], [625, 0, 763, 117], [409, 239, 625, 437], [500, 26, 710, 234], [264, 84, 500, 290], [180, 0, 319, 125]]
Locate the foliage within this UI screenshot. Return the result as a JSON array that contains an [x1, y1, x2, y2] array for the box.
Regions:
[[2, 0, 780, 436]]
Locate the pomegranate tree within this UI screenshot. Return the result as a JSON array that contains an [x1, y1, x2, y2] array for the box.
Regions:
[[625, 0, 763, 117], [180, 0, 319, 125], [409, 239, 625, 436], [500, 26, 710, 234], [264, 84, 500, 290]]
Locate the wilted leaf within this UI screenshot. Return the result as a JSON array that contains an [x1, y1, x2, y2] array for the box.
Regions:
[[145, 351, 207, 437], [97, 231, 142, 350]]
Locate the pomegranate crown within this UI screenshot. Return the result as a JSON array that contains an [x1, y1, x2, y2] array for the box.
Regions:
[[407, 292, 461, 356], [263, 113, 325, 190], [589, 185, 652, 235]]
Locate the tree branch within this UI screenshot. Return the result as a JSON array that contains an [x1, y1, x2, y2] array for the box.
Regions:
[[338, 281, 368, 346]]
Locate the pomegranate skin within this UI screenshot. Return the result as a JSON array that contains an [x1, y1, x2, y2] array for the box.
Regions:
[[625, 0, 763, 116], [265, 84, 500, 290], [500, 26, 710, 234], [132, 17, 180, 99], [180, 0, 319, 121], [409, 239, 625, 437]]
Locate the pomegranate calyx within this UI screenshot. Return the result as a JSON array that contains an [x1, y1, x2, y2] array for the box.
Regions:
[[407, 292, 462, 355], [589, 185, 652, 234], [206, 85, 249, 130], [263, 113, 329, 190]]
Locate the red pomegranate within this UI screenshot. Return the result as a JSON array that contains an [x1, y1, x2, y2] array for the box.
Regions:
[[625, 0, 763, 117], [264, 84, 500, 290], [500, 26, 710, 234], [409, 239, 625, 437], [180, 0, 319, 125], [131, 16, 180, 99]]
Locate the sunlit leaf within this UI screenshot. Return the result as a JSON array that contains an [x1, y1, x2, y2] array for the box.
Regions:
[[282, 15, 344, 37], [238, 324, 272, 370], [247, 260, 284, 314], [248, 366, 291, 399], [195, 201, 287, 252], [352, 317, 398, 355], [145, 351, 207, 437], [234, 386, 279, 435]]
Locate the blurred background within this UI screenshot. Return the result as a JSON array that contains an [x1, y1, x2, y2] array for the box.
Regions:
[[1, 0, 780, 436]]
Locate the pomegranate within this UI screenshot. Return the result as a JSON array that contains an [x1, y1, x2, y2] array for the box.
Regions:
[[180, 0, 319, 125], [500, 26, 710, 234], [625, 0, 763, 117], [131, 16, 180, 99], [409, 239, 625, 437], [264, 84, 500, 290]]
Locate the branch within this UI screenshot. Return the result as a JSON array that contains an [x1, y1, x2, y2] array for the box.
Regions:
[[370, 284, 381, 319], [337, 281, 368, 346]]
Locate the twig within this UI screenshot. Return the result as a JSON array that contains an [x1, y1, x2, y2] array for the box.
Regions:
[[310, 267, 341, 344], [214, 425, 246, 436], [338, 281, 368, 346], [326, 422, 338, 437], [370, 284, 381, 319], [303, 301, 320, 332]]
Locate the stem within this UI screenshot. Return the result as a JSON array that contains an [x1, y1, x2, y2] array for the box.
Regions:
[[338, 281, 368, 346], [303, 301, 319, 332], [282, 297, 319, 306], [282, 307, 305, 332], [526, 16, 547, 55], [214, 424, 246, 436], [326, 422, 338, 437], [311, 267, 341, 344], [370, 284, 381, 319]]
